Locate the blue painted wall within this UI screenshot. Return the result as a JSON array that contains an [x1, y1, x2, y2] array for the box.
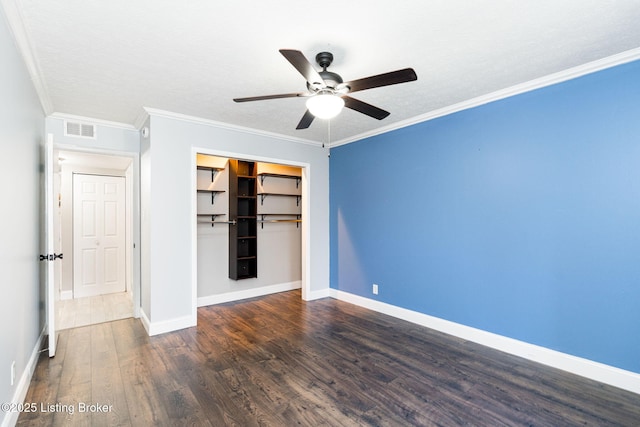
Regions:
[[330, 59, 640, 373]]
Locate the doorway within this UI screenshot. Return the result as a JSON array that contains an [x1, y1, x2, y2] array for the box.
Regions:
[[193, 148, 311, 310], [54, 149, 137, 330]]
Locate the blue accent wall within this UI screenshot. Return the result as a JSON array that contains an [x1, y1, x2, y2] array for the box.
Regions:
[[330, 60, 640, 373]]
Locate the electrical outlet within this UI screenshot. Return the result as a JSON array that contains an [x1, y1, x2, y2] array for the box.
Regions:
[[372, 284, 379, 295], [11, 361, 15, 386]]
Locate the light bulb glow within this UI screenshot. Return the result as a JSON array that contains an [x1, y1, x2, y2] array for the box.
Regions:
[[306, 93, 344, 119]]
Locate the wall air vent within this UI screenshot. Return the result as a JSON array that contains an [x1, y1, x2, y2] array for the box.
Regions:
[[64, 120, 96, 139]]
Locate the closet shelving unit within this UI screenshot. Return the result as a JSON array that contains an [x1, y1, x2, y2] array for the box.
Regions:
[[229, 160, 258, 280]]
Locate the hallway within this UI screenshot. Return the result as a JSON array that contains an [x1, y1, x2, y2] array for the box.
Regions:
[[56, 292, 133, 330]]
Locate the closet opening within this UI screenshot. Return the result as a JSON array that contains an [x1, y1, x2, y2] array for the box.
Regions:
[[194, 151, 308, 308]]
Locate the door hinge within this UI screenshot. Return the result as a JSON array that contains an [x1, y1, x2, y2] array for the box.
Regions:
[[39, 253, 63, 261]]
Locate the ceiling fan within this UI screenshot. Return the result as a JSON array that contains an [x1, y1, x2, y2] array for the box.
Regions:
[[233, 49, 418, 129]]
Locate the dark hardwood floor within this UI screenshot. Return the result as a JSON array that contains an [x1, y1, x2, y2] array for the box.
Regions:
[[18, 290, 640, 426]]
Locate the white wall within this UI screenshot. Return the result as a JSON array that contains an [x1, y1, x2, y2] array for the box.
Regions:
[[45, 117, 140, 152], [0, 5, 45, 426], [141, 111, 330, 334]]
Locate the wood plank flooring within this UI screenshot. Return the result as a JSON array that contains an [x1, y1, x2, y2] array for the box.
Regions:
[[18, 290, 640, 426], [56, 292, 133, 330]]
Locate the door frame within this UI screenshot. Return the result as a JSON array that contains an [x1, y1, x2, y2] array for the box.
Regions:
[[54, 143, 141, 318], [191, 146, 312, 317], [45, 135, 57, 357]]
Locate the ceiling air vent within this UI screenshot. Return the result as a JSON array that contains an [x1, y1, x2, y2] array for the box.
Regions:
[[64, 120, 96, 139]]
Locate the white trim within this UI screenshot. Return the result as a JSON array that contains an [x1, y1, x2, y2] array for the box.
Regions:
[[146, 107, 322, 147], [49, 112, 137, 131], [331, 47, 640, 147], [1, 0, 53, 115], [1, 327, 45, 427], [306, 288, 331, 301], [198, 281, 301, 307], [133, 109, 150, 130], [60, 290, 73, 300], [330, 289, 640, 395], [53, 142, 139, 161], [139, 308, 195, 337], [191, 146, 311, 171], [139, 307, 151, 335], [300, 165, 311, 301], [190, 152, 198, 330]]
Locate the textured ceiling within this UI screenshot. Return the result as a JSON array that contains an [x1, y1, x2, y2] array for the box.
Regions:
[[5, 0, 640, 145]]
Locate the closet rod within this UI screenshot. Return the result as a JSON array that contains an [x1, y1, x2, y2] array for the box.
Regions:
[[257, 218, 302, 228], [257, 219, 301, 223]]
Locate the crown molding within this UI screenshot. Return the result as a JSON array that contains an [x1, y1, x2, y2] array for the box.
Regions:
[[143, 107, 323, 147], [48, 112, 137, 131], [331, 47, 640, 147], [1, 0, 53, 115], [133, 108, 150, 130]]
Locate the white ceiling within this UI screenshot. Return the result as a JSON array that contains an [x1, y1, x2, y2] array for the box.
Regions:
[[5, 1, 640, 145]]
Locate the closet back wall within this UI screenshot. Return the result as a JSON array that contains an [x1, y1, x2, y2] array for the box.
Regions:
[[330, 59, 640, 374]]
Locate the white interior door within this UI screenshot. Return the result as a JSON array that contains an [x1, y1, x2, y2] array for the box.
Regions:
[[44, 135, 57, 357], [73, 174, 126, 298]]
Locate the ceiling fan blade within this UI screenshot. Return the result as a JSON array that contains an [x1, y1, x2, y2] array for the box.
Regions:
[[296, 110, 315, 129], [343, 96, 390, 120], [233, 92, 308, 102], [279, 49, 325, 87], [344, 68, 417, 93]]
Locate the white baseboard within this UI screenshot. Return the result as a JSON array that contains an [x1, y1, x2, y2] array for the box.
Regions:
[[139, 308, 151, 335], [197, 281, 301, 307], [330, 289, 640, 395], [59, 290, 73, 300], [305, 287, 331, 301], [1, 327, 46, 427], [139, 308, 195, 337]]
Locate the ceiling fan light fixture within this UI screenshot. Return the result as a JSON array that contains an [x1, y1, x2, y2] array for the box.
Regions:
[[306, 93, 344, 119]]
